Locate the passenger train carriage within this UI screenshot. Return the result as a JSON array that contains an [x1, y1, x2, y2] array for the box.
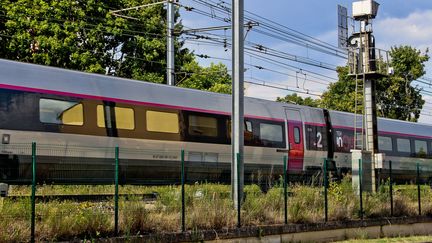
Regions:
[[0, 59, 431, 185]]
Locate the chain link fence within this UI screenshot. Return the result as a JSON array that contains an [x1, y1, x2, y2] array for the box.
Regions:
[[0, 143, 431, 242]]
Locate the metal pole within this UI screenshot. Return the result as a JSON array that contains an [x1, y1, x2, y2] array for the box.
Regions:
[[364, 78, 377, 192], [236, 153, 241, 228], [114, 146, 119, 235], [167, 0, 175, 86], [323, 158, 328, 222], [377, 168, 381, 191], [31, 142, 36, 243], [389, 160, 393, 217], [181, 149, 185, 232], [283, 155, 288, 224], [417, 162, 421, 216], [359, 158, 363, 220], [231, 0, 244, 210]]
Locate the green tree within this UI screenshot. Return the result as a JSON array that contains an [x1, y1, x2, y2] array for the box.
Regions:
[[0, 0, 124, 73], [113, 0, 194, 83], [320, 66, 360, 113], [0, 0, 194, 83], [276, 93, 320, 107], [177, 61, 232, 94], [0, 3, 7, 56], [0, 0, 234, 92], [321, 46, 429, 122]]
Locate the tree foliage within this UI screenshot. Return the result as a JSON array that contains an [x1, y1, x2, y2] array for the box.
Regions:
[[276, 93, 320, 107], [112, 0, 194, 83], [0, 0, 214, 85], [320, 45, 429, 122], [320, 66, 361, 113], [1, 0, 124, 73], [178, 61, 231, 94]]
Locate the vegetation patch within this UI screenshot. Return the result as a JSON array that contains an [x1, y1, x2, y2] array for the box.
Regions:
[[1, 179, 431, 242]]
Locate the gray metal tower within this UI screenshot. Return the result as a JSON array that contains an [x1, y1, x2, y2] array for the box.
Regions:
[[347, 0, 390, 193]]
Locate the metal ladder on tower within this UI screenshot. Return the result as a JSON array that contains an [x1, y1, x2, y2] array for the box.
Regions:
[[353, 74, 365, 150]]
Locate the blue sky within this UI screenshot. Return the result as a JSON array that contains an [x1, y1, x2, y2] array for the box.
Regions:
[[178, 0, 432, 123]]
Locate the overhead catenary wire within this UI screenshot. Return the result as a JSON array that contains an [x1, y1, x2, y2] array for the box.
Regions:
[[182, 1, 346, 59], [185, 0, 348, 58], [3, 2, 432, 114], [3, 12, 334, 88], [181, 32, 338, 71], [183, 36, 338, 80], [1, 6, 344, 88], [244, 79, 322, 97], [248, 76, 324, 94], [185, 36, 432, 95], [183, 0, 432, 81], [2, 14, 427, 96], [194, 52, 331, 87]]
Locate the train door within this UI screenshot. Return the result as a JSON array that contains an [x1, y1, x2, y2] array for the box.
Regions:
[[285, 109, 304, 171]]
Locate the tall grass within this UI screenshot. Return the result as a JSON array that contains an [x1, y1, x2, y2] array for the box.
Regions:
[[1, 179, 431, 242]]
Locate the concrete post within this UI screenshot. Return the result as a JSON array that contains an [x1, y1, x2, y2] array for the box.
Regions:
[[231, 0, 244, 209]]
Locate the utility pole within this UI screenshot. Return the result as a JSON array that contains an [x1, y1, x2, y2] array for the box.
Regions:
[[167, 0, 175, 86], [231, 0, 244, 209]]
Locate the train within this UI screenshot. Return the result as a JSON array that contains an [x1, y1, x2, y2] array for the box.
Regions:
[[0, 58, 431, 185]]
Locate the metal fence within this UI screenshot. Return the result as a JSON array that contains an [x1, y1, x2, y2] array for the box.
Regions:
[[0, 142, 431, 242]]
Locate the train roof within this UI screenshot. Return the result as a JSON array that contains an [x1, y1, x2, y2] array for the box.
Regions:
[[1, 58, 431, 138], [0, 58, 305, 120], [329, 110, 432, 139]]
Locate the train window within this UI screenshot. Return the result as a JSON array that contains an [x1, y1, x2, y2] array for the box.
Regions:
[[294, 127, 301, 144], [245, 121, 253, 132], [96, 105, 109, 128], [40, 99, 83, 125], [260, 123, 283, 142], [227, 120, 253, 141], [396, 138, 411, 153], [188, 115, 218, 137], [146, 111, 179, 133], [114, 107, 134, 130], [96, 105, 135, 130], [415, 140, 428, 156], [378, 136, 393, 151], [244, 121, 253, 143], [227, 121, 253, 132]]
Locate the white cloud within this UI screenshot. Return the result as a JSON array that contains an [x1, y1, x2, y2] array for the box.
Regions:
[[313, 10, 432, 75], [374, 10, 432, 51], [374, 10, 432, 125]]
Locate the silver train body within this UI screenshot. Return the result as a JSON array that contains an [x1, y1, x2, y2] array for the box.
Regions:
[[0, 59, 431, 184]]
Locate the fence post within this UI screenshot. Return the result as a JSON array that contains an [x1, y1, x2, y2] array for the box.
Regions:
[[377, 168, 381, 192], [236, 153, 241, 228], [389, 160, 393, 217], [114, 146, 119, 235], [181, 149, 185, 232], [417, 162, 421, 216], [323, 158, 328, 222], [359, 158, 363, 220], [31, 142, 36, 243], [283, 155, 288, 224]]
